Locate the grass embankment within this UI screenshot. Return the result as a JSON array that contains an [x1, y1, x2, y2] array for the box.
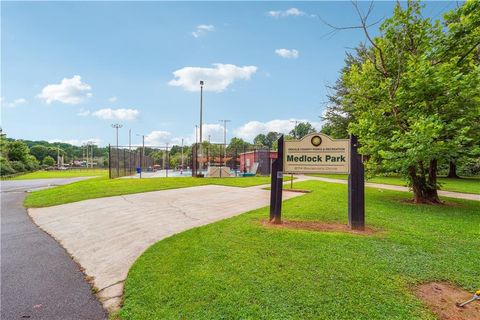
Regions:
[[120, 180, 479, 319], [24, 176, 285, 208], [11, 169, 108, 180], [309, 174, 480, 195]]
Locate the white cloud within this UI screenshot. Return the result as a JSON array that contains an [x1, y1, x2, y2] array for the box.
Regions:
[[1, 97, 27, 108], [169, 63, 257, 92], [192, 24, 215, 38], [108, 96, 118, 103], [267, 8, 305, 18], [77, 109, 91, 116], [37, 75, 92, 104], [275, 48, 299, 59], [234, 119, 322, 142], [144, 130, 173, 146], [91, 108, 139, 121], [49, 138, 101, 146]]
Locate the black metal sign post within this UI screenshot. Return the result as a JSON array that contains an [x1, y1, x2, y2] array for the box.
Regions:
[[269, 135, 284, 224], [348, 134, 365, 230]]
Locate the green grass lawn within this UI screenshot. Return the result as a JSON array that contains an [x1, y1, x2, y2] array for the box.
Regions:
[[11, 169, 108, 180], [308, 174, 480, 194], [24, 176, 285, 208], [120, 180, 479, 320]]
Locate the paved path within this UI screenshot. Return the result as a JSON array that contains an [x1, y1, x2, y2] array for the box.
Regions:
[[296, 175, 479, 201], [28, 184, 302, 312], [1, 178, 106, 320]]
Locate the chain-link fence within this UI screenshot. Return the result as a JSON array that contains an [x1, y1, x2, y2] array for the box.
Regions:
[[109, 144, 278, 179], [109, 146, 154, 178], [192, 144, 277, 177]]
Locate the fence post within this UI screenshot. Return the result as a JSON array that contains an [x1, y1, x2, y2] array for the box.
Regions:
[[108, 144, 112, 179]]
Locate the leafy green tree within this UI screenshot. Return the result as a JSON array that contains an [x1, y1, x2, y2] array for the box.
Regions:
[[29, 144, 50, 161], [11, 161, 26, 172], [253, 134, 268, 147], [25, 155, 40, 171], [342, 1, 479, 203], [8, 140, 29, 163], [43, 155, 56, 167], [290, 122, 315, 139], [227, 137, 250, 152], [0, 157, 15, 175]]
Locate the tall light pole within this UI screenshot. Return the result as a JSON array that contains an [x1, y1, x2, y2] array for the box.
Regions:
[[219, 119, 231, 165], [112, 124, 123, 177], [199, 80, 204, 144], [181, 138, 184, 170], [198, 80, 204, 172], [195, 125, 198, 176]]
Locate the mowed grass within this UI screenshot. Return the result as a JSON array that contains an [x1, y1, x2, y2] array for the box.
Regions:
[[12, 169, 108, 180], [120, 180, 479, 320], [309, 174, 480, 194], [24, 176, 283, 208]]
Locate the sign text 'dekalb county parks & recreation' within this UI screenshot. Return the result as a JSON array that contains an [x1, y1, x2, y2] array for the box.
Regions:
[[283, 133, 350, 174]]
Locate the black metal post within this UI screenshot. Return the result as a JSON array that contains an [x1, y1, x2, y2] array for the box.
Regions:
[[348, 134, 365, 230], [273, 135, 284, 224], [269, 158, 278, 221]]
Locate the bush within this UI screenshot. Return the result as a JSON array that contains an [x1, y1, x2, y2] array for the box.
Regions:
[[25, 155, 40, 171], [0, 157, 16, 176], [43, 155, 56, 167], [10, 161, 26, 172]]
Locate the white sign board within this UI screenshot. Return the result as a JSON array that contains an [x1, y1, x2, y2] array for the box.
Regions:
[[283, 133, 350, 174]]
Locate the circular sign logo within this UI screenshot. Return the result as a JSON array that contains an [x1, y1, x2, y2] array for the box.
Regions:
[[311, 135, 322, 147]]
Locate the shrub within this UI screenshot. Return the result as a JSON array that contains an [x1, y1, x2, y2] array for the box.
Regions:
[[10, 161, 26, 172], [25, 155, 40, 171], [0, 157, 16, 176], [43, 155, 56, 167]]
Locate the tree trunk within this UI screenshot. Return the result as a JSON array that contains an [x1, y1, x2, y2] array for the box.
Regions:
[[408, 161, 441, 204], [446, 161, 460, 178]]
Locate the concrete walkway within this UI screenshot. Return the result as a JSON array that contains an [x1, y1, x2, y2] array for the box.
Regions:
[[28, 184, 302, 312], [297, 175, 479, 201]]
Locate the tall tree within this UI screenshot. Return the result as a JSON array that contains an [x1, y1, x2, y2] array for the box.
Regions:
[[342, 1, 480, 203], [290, 122, 315, 139]]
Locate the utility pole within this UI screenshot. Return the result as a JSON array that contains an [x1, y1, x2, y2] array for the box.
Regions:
[[129, 129, 131, 151], [219, 119, 231, 166]]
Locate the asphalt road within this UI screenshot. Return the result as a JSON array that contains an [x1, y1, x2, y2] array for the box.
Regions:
[[1, 178, 107, 320]]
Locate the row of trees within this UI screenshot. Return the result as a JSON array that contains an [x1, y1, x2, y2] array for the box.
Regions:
[[1, 133, 40, 175], [0, 133, 110, 176], [320, 0, 479, 203]]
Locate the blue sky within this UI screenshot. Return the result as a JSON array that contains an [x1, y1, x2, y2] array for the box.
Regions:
[[1, 1, 456, 147]]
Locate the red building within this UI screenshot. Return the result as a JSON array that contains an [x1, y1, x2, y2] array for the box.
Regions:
[[239, 150, 278, 175]]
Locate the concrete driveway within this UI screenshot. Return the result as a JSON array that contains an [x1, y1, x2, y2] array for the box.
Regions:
[[28, 184, 302, 312]]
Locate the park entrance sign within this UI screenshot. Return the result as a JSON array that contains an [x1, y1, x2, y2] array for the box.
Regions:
[[283, 133, 350, 174], [270, 133, 365, 230]]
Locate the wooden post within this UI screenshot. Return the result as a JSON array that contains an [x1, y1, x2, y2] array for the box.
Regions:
[[348, 134, 365, 230]]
